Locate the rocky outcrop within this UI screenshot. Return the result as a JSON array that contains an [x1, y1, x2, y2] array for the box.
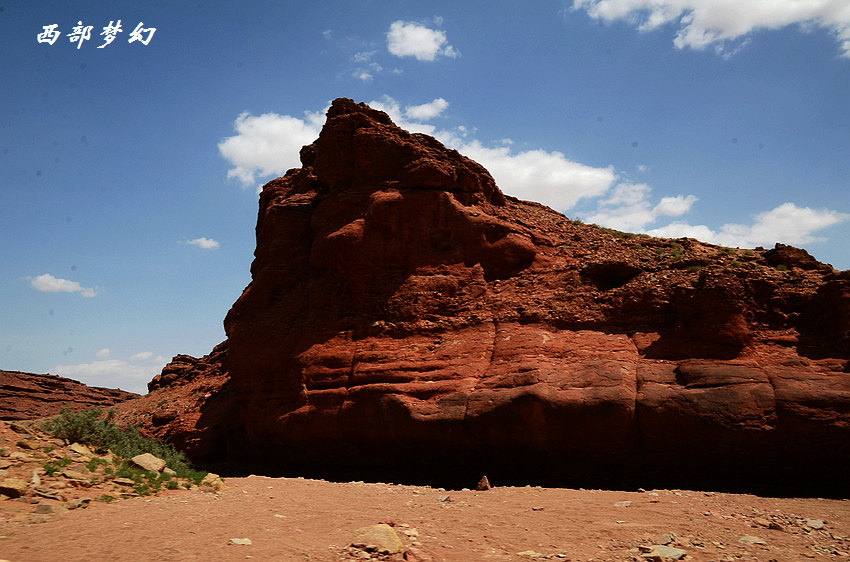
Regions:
[[142, 99, 850, 494], [0, 370, 138, 420]]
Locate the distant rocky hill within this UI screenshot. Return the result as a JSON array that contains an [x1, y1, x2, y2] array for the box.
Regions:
[[126, 98, 850, 494], [0, 370, 139, 420]]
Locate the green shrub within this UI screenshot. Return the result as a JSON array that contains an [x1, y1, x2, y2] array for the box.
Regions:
[[85, 457, 110, 473], [41, 407, 110, 444], [95, 494, 116, 503], [41, 407, 200, 478], [776, 264, 789, 271]]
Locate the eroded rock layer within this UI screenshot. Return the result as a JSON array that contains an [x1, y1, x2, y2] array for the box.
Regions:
[[142, 99, 850, 493], [0, 370, 138, 420]]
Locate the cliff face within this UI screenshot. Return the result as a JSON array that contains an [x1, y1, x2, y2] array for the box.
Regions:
[[143, 99, 850, 492], [0, 370, 138, 420]]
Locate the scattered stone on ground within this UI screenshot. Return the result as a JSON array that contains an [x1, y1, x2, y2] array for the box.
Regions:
[[640, 544, 688, 560], [0, 471, 848, 561], [228, 537, 252, 545]]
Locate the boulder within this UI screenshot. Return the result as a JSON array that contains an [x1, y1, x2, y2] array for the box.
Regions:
[[0, 478, 29, 498], [130, 453, 167, 473]]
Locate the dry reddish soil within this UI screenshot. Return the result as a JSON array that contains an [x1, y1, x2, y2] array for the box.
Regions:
[[2, 473, 849, 561]]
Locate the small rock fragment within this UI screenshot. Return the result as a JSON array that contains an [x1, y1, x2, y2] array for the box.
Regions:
[[229, 538, 252, 545], [61, 469, 89, 481], [739, 535, 767, 545], [9, 421, 34, 434], [201, 472, 224, 489], [806, 519, 826, 530], [476, 475, 491, 490], [66, 497, 90, 510], [657, 533, 677, 545], [33, 503, 68, 514], [641, 545, 687, 560], [69, 443, 94, 456], [16, 438, 43, 450], [615, 500, 632, 507]]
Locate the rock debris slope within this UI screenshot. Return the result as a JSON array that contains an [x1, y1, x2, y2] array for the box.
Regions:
[[136, 98, 850, 493]]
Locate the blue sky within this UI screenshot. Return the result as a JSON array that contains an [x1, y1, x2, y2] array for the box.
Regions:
[[2, 1, 849, 393]]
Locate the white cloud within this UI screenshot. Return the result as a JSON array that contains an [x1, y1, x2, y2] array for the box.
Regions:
[[581, 183, 697, 231], [29, 273, 97, 298], [218, 110, 324, 187], [186, 237, 220, 250], [454, 140, 617, 210], [353, 50, 376, 63], [130, 351, 154, 362], [404, 98, 449, 120], [54, 350, 169, 394], [352, 51, 383, 81], [572, 0, 850, 57], [386, 20, 459, 61], [654, 194, 698, 216], [53, 355, 166, 395], [646, 202, 849, 247]]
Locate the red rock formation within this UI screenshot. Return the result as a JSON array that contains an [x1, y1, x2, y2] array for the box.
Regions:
[[142, 99, 850, 493], [0, 370, 138, 420]]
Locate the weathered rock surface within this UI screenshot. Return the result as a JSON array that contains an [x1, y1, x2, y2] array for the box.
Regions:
[[139, 98, 850, 494], [0, 370, 138, 420]]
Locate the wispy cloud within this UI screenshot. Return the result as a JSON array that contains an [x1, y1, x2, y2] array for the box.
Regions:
[[404, 98, 449, 120], [386, 20, 459, 61], [572, 0, 850, 58], [646, 203, 849, 248], [53, 351, 169, 394], [185, 237, 220, 250], [29, 273, 97, 298], [581, 182, 697, 232]]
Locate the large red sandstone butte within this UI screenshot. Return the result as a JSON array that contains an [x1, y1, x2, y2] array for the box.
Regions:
[[131, 99, 850, 494]]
